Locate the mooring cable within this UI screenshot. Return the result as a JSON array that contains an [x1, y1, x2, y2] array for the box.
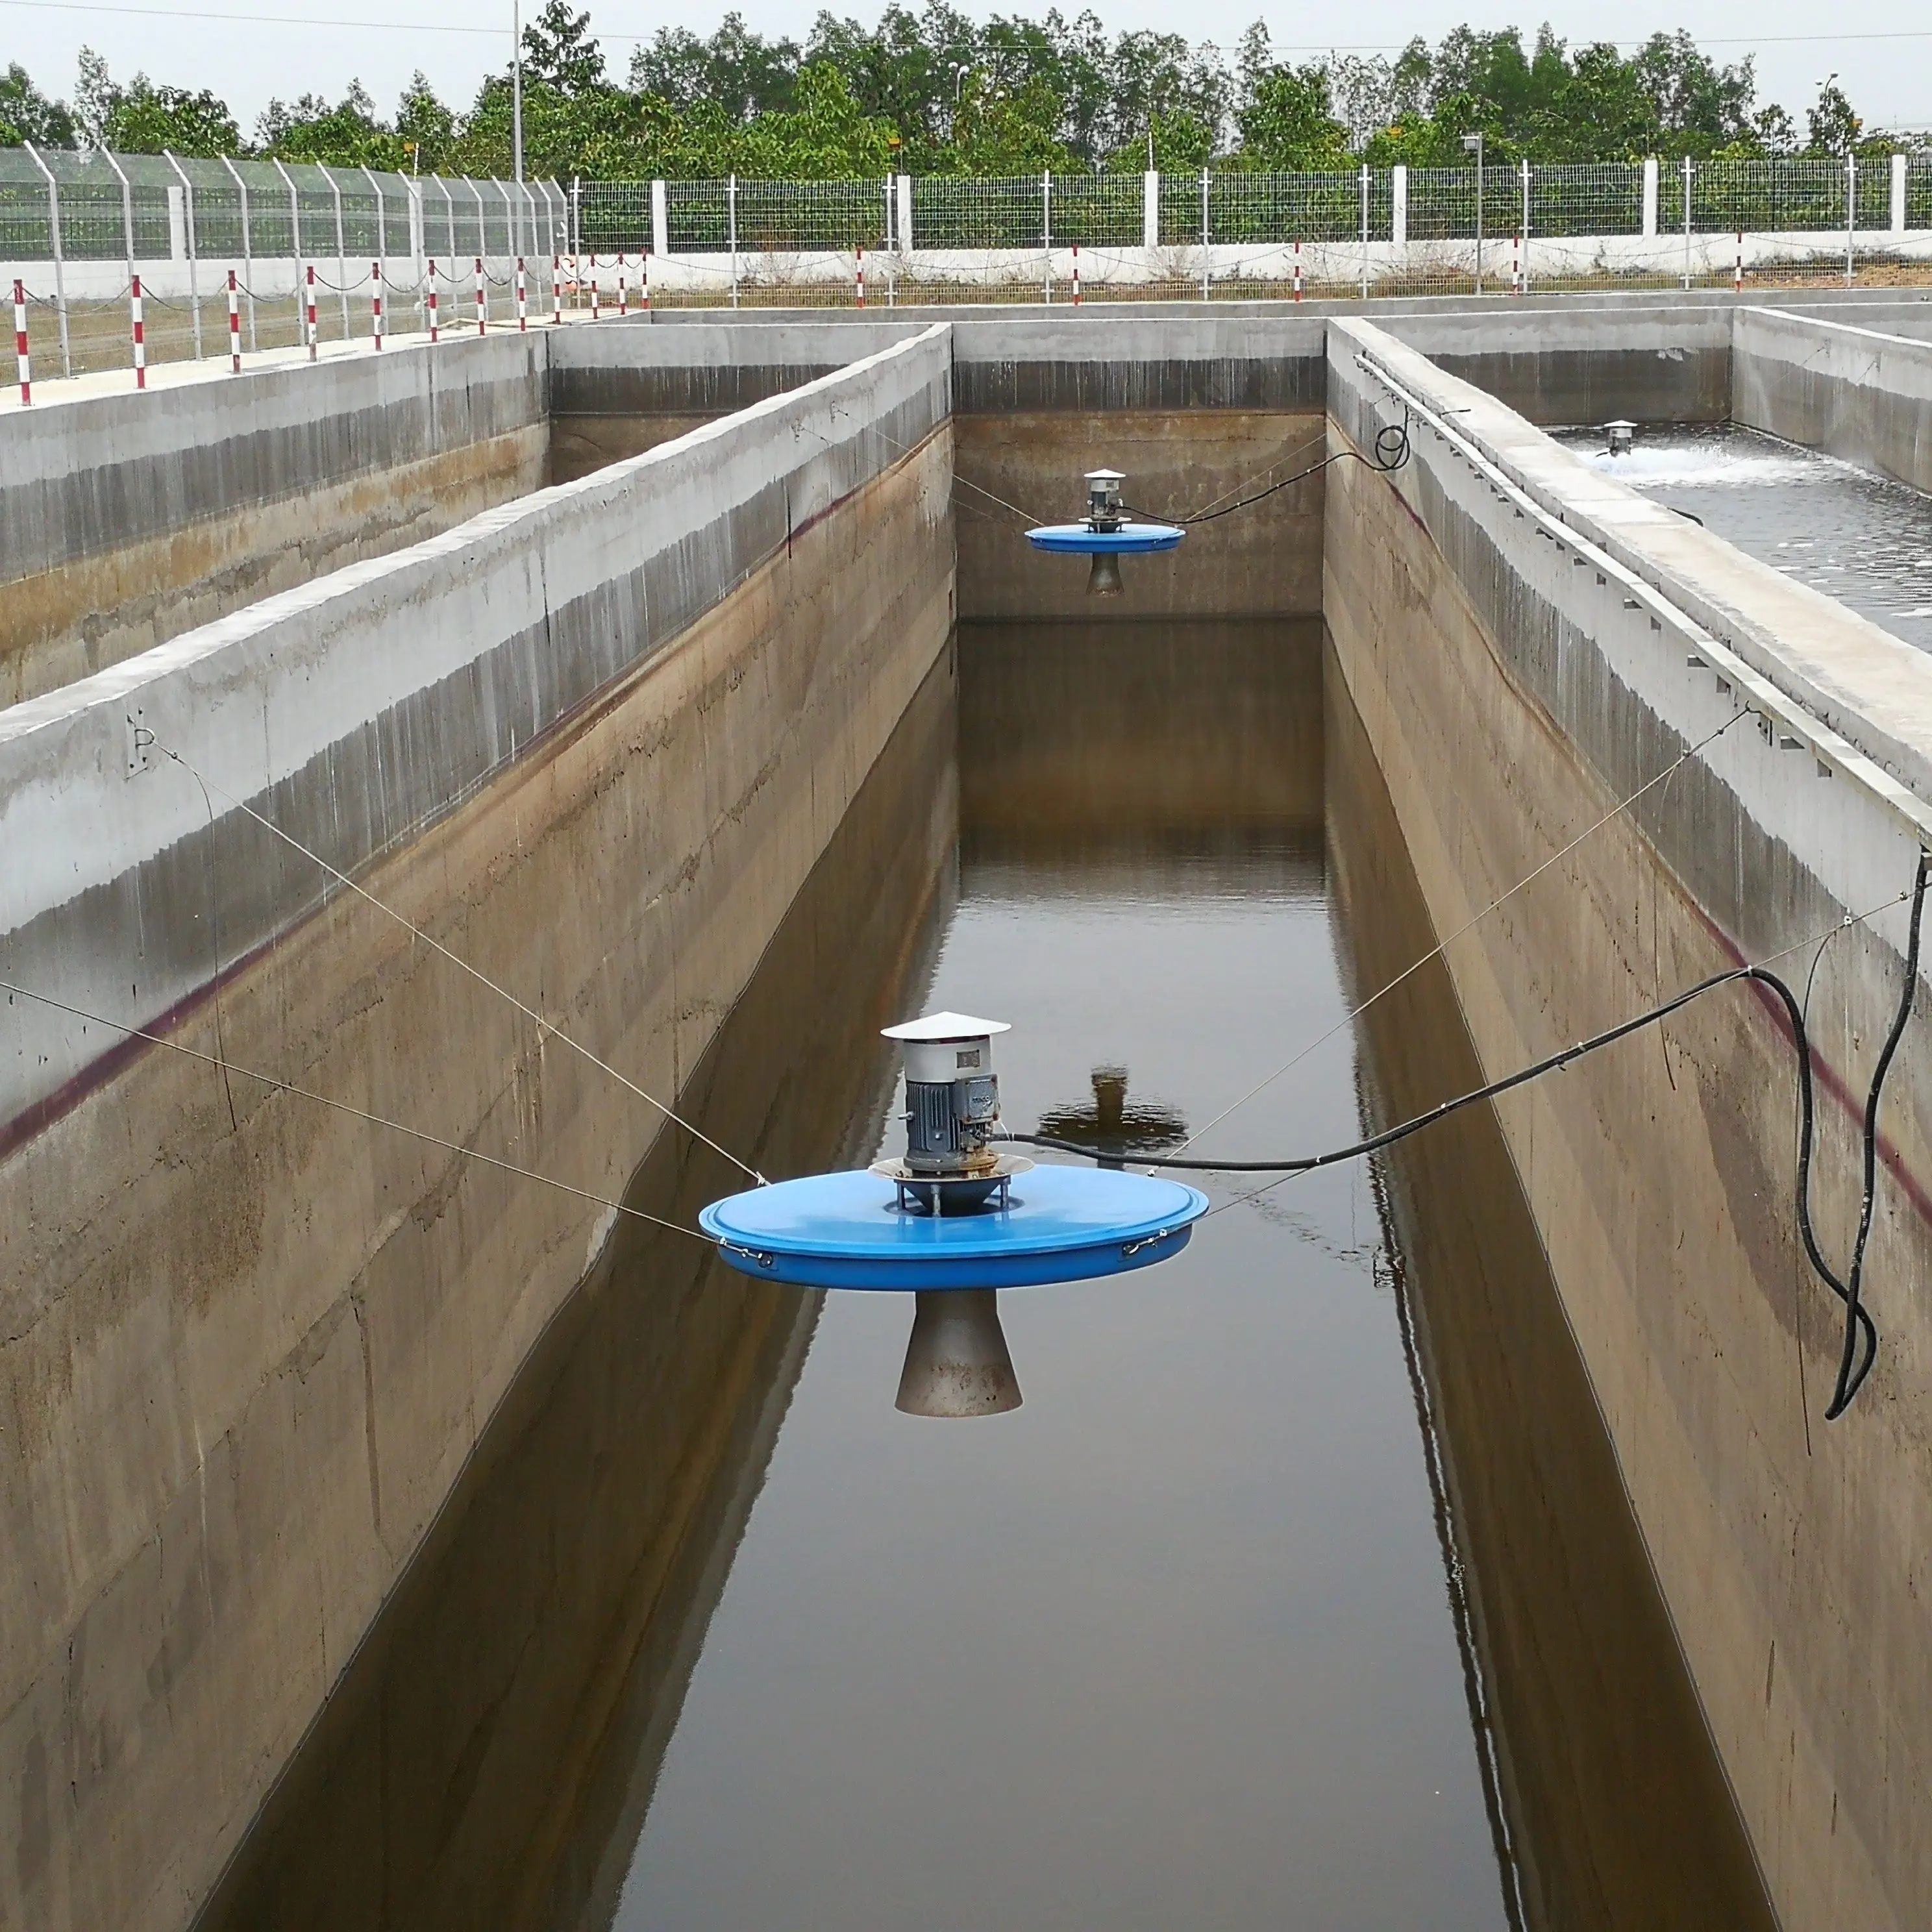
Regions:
[[0, 977, 710, 1245], [1007, 865, 1932, 1418], [1167, 706, 1757, 1165], [152, 742, 769, 1187], [1124, 419, 1412, 526]]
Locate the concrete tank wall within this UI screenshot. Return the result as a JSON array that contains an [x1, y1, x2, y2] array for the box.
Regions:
[[1324, 318, 1932, 1931], [0, 325, 955, 1932], [0, 332, 550, 709], [1734, 308, 1932, 496]]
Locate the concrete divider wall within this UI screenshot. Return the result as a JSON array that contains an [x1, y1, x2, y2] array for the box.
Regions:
[[0, 323, 954, 1932], [0, 331, 549, 708], [1735, 308, 1932, 495], [1325, 318, 1932, 1929]]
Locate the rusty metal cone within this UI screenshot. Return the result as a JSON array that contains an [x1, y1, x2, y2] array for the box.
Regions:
[[1086, 552, 1124, 597], [895, 1289, 1023, 1417]]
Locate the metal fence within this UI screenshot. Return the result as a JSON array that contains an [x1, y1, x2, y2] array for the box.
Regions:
[[1, 145, 572, 377], [7, 147, 1932, 371]]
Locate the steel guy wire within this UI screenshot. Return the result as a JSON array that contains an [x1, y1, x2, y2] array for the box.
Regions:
[[0, 976, 709, 1243], [1165, 705, 1758, 1164], [154, 741, 769, 1187]]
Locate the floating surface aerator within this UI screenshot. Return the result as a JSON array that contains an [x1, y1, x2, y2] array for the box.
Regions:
[[1026, 468, 1183, 595], [701, 1011, 1208, 1417]]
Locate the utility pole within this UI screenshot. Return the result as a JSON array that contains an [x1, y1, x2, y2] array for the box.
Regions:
[[512, 1, 525, 184], [1461, 129, 1485, 293]]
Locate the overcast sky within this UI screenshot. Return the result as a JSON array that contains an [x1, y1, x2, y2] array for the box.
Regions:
[[3, 0, 1926, 142]]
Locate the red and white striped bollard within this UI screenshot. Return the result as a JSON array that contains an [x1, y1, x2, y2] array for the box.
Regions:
[[131, 274, 146, 390], [427, 258, 439, 341], [617, 251, 627, 316], [517, 257, 527, 331], [641, 250, 650, 311], [13, 278, 29, 405], [590, 256, 599, 321], [1293, 240, 1304, 301], [474, 256, 486, 334], [856, 245, 865, 308], [1072, 242, 1082, 304], [1511, 232, 1522, 296], [552, 254, 563, 326], [371, 261, 383, 349], [304, 263, 317, 361], [227, 267, 242, 371], [1735, 232, 1744, 293]]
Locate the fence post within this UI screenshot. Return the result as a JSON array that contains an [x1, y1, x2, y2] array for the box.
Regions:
[[103, 147, 135, 314], [273, 158, 303, 342], [222, 156, 256, 351], [1200, 167, 1209, 300], [408, 179, 426, 334], [361, 164, 387, 295], [1391, 164, 1407, 250], [1892, 153, 1910, 236], [1360, 164, 1370, 300], [326, 167, 349, 338], [23, 143, 70, 377], [1846, 153, 1856, 287], [1681, 155, 1692, 290], [1520, 158, 1531, 293], [163, 151, 204, 358], [728, 173, 739, 308], [1142, 167, 1159, 267], [1642, 156, 1659, 239], [650, 179, 668, 258], [1044, 169, 1053, 303], [897, 173, 914, 259]]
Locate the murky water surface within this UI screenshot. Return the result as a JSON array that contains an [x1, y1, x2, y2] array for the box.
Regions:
[[1559, 423, 1932, 652], [199, 621, 1770, 1932]]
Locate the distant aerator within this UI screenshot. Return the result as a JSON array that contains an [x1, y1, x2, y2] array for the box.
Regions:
[[1026, 468, 1184, 596], [699, 1012, 1208, 1417]]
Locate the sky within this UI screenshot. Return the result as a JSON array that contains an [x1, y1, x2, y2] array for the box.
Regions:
[[2, 0, 1927, 143]]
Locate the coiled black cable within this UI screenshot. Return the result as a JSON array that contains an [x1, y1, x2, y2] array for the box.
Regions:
[[1126, 419, 1411, 526], [1008, 852, 1931, 1419]]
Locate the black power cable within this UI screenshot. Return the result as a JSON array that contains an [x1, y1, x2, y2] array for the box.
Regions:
[[1126, 419, 1411, 526], [1008, 853, 1931, 1418]]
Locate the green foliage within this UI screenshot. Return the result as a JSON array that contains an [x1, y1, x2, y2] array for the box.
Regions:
[[0, 61, 76, 146], [5, 16, 1904, 178], [1236, 64, 1350, 170], [258, 82, 408, 169]]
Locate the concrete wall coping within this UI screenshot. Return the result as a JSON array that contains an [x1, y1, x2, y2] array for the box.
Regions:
[[1337, 319, 1932, 826], [0, 330, 546, 493]]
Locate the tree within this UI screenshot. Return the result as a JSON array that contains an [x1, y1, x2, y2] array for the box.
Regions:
[[1805, 78, 1860, 156], [943, 68, 1072, 174], [258, 82, 406, 168], [630, 13, 800, 120], [521, 0, 606, 96], [0, 62, 76, 146], [104, 75, 243, 155], [1237, 64, 1348, 170], [396, 73, 456, 172]]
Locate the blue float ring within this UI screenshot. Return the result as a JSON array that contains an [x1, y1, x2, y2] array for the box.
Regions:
[[699, 1164, 1210, 1291], [1025, 521, 1185, 555]]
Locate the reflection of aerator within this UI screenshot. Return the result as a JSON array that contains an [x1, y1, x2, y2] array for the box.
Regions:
[[1026, 469, 1185, 597], [699, 1013, 1208, 1420]]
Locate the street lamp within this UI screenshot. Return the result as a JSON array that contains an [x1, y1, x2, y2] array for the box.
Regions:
[[1462, 129, 1485, 293]]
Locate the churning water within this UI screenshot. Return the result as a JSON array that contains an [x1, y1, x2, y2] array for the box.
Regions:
[[1562, 423, 1932, 652]]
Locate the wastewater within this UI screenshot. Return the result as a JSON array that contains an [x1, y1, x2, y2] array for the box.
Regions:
[[195, 621, 1774, 1932], [1560, 421, 1932, 652]]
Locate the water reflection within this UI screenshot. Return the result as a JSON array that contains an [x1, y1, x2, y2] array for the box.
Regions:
[[1037, 1067, 1189, 1165], [190, 648, 960, 1932], [1325, 647, 1777, 1932], [1561, 422, 1932, 653]]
